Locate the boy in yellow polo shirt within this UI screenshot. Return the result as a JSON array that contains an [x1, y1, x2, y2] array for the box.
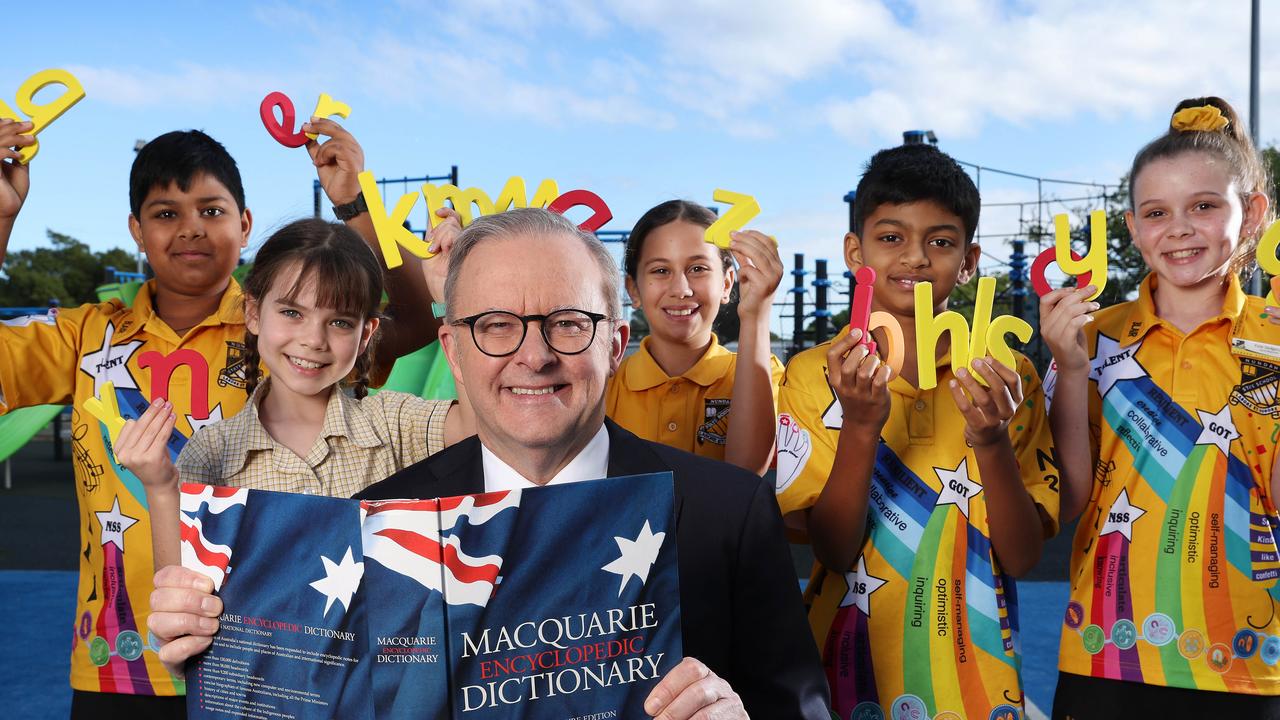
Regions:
[[775, 144, 1059, 720], [0, 119, 439, 717]]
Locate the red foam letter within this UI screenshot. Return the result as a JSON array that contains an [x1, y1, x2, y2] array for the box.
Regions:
[[259, 91, 308, 148], [547, 190, 613, 232], [139, 349, 211, 420], [1030, 246, 1091, 296], [849, 266, 877, 355]]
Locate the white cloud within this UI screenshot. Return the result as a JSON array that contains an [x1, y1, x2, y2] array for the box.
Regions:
[[65, 64, 291, 108]]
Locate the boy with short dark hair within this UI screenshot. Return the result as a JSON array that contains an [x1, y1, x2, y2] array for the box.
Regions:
[[774, 143, 1059, 719], [0, 118, 440, 717]]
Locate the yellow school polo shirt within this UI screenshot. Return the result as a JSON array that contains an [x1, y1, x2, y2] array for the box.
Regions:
[[1049, 274, 1280, 694], [605, 335, 783, 462], [0, 280, 251, 696], [776, 327, 1060, 720]]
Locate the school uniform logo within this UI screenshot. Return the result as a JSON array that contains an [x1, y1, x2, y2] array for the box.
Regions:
[[218, 341, 248, 389], [1229, 355, 1280, 419], [697, 398, 730, 445]]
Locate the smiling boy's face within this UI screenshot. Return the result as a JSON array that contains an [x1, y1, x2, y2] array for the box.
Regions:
[[844, 199, 980, 320], [127, 172, 251, 298]]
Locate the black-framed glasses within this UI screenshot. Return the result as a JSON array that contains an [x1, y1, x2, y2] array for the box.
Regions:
[[451, 309, 612, 357]]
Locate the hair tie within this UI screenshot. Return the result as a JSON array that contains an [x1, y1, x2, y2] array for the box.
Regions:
[[1171, 105, 1229, 133]]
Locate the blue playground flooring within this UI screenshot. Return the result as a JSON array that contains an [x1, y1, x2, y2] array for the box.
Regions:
[[0, 571, 1071, 719]]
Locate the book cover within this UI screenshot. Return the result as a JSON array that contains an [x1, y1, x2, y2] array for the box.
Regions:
[[181, 472, 680, 719]]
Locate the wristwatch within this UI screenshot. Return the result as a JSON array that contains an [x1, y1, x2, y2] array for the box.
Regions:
[[332, 192, 369, 221]]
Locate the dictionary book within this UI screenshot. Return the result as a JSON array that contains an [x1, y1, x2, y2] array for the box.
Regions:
[[181, 473, 681, 719]]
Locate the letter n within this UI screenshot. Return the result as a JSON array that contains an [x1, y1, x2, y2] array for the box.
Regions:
[[139, 349, 210, 419]]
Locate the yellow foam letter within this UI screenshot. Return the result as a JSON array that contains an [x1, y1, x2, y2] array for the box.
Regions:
[[490, 176, 561, 213], [914, 282, 971, 390], [83, 381, 127, 448], [423, 184, 497, 228], [867, 311, 905, 379], [1, 69, 87, 164], [1054, 211, 1107, 300], [705, 189, 761, 249], [360, 171, 432, 268], [1258, 220, 1280, 304], [305, 93, 351, 140], [986, 315, 1034, 372]]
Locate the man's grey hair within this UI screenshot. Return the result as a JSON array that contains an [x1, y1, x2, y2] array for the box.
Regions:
[[443, 207, 623, 320]]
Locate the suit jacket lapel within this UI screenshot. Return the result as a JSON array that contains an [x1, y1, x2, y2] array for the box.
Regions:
[[428, 435, 487, 497]]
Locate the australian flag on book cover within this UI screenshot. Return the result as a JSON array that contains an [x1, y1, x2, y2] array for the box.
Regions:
[[181, 472, 682, 719]]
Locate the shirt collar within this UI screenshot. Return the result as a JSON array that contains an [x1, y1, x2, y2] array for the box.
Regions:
[[1118, 273, 1247, 347], [622, 334, 732, 391], [481, 424, 611, 491], [116, 278, 245, 342]]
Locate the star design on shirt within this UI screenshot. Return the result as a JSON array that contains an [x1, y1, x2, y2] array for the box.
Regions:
[[95, 496, 139, 552], [838, 555, 888, 616], [78, 322, 143, 395], [1099, 488, 1146, 542], [187, 403, 225, 435], [1195, 404, 1240, 455], [821, 373, 844, 430], [934, 458, 982, 519], [1089, 333, 1147, 398], [309, 547, 364, 618], [601, 520, 666, 597]]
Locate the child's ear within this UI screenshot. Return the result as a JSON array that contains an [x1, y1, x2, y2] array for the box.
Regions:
[[359, 317, 381, 354], [244, 296, 261, 334], [127, 214, 144, 252], [722, 265, 736, 304], [957, 240, 981, 285], [624, 275, 641, 308], [1244, 191, 1271, 239], [239, 208, 253, 250], [843, 232, 864, 271], [1124, 210, 1138, 244]]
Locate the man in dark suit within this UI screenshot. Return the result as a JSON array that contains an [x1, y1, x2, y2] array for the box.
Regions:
[[150, 208, 828, 719]]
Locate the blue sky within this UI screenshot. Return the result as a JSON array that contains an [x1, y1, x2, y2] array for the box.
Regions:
[[5, 0, 1278, 282]]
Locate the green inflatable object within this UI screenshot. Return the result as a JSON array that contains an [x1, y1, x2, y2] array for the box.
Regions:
[[0, 405, 65, 463], [372, 341, 457, 400]]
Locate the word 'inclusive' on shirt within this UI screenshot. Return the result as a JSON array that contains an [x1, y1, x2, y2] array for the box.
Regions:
[[913, 277, 1034, 390], [0, 68, 85, 164], [1255, 219, 1280, 304], [358, 171, 613, 269], [1030, 210, 1108, 301], [259, 90, 351, 148]]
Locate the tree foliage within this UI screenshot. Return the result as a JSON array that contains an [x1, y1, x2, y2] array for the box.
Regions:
[[0, 231, 138, 308]]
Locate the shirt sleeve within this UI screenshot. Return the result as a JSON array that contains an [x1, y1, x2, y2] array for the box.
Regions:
[[1011, 353, 1062, 537], [176, 426, 226, 486], [373, 392, 453, 467], [774, 353, 839, 516], [0, 306, 92, 414]]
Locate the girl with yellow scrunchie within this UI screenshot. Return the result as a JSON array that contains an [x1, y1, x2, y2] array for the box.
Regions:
[[1041, 96, 1280, 718]]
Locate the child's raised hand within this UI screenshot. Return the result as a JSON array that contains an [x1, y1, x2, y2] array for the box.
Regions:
[[0, 119, 35, 221], [827, 328, 893, 434], [423, 207, 463, 302], [949, 357, 1022, 448], [302, 117, 365, 206], [114, 398, 179, 491], [1039, 285, 1098, 374], [729, 230, 783, 319]]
